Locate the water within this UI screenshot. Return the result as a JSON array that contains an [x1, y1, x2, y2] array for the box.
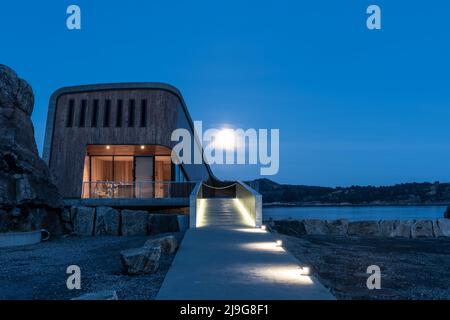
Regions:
[[263, 206, 447, 221]]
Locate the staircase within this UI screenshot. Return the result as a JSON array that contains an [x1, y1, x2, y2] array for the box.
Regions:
[[200, 198, 248, 227]]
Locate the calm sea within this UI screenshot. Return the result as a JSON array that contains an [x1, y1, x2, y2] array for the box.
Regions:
[[263, 206, 447, 221]]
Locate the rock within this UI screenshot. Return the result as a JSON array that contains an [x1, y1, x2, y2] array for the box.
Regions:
[[411, 220, 433, 238], [327, 220, 348, 235], [444, 206, 450, 219], [121, 210, 148, 236], [347, 221, 381, 237], [95, 206, 120, 236], [148, 214, 179, 235], [392, 220, 414, 238], [72, 206, 95, 236], [120, 245, 161, 275], [433, 219, 450, 237], [379, 220, 397, 237], [0, 65, 63, 233], [72, 290, 118, 300], [303, 219, 329, 235], [145, 235, 178, 254], [272, 220, 306, 236]]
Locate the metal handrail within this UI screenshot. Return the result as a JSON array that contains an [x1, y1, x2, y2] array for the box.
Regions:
[[81, 181, 197, 199]]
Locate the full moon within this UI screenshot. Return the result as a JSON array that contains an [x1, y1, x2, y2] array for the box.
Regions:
[[215, 129, 235, 150]]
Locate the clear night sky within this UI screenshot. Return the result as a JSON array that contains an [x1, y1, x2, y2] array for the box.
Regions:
[[1, 1, 449, 186]]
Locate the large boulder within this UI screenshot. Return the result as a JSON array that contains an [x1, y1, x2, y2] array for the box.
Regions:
[[392, 220, 414, 238], [120, 245, 161, 275], [148, 214, 179, 235], [121, 210, 148, 236], [379, 220, 397, 237], [95, 206, 120, 236], [72, 206, 95, 236], [326, 219, 348, 235], [347, 221, 381, 237], [303, 219, 329, 235], [411, 220, 433, 238], [145, 235, 178, 254], [433, 219, 450, 237], [0, 65, 63, 233], [272, 220, 306, 237]]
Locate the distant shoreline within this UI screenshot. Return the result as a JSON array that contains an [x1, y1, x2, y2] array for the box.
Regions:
[[263, 202, 449, 208]]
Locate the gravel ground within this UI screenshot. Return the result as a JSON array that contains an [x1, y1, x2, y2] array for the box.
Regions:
[[277, 233, 450, 300], [0, 233, 183, 300]]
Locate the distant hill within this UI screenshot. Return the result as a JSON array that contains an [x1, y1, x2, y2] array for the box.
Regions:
[[245, 179, 450, 206]]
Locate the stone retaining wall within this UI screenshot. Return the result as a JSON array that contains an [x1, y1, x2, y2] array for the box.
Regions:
[[62, 206, 185, 236], [268, 219, 450, 238]]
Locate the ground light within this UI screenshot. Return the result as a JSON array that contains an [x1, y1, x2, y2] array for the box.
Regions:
[[276, 240, 283, 247], [299, 266, 310, 276], [261, 225, 267, 231]]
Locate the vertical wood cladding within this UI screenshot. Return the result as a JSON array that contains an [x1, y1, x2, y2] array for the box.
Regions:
[[49, 88, 211, 198]]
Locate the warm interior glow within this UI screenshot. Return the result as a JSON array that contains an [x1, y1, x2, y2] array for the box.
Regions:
[[215, 129, 235, 150]]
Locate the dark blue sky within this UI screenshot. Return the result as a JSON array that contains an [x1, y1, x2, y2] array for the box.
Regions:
[[1, 1, 449, 186]]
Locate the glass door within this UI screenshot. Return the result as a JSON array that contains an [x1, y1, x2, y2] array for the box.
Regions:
[[135, 156, 154, 198]]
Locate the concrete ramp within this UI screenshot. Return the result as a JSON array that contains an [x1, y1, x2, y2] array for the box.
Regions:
[[157, 226, 335, 300]]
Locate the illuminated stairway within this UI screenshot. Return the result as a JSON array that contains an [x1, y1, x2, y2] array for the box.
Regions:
[[199, 198, 250, 227]]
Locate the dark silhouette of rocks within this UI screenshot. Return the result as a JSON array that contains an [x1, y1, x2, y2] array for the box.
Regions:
[[0, 65, 63, 234]]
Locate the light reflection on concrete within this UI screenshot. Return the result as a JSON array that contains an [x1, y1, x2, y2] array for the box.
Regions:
[[241, 242, 285, 252]]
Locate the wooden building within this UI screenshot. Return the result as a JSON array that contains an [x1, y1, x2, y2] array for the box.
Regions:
[[43, 83, 214, 200]]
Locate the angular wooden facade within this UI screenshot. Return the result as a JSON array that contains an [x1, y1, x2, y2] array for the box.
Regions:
[[43, 83, 214, 199]]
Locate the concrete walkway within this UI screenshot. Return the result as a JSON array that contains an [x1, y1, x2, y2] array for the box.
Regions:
[[157, 225, 335, 300]]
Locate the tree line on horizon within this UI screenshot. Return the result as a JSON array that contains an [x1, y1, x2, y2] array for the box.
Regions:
[[247, 179, 450, 205]]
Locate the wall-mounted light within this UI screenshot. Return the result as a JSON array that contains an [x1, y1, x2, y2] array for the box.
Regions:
[[276, 240, 283, 247], [106, 145, 111, 150], [140, 145, 145, 150]]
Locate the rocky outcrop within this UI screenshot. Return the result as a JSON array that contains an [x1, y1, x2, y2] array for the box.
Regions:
[[145, 235, 178, 254], [269, 218, 450, 238], [348, 221, 381, 237], [432, 219, 450, 237], [303, 219, 328, 235], [72, 206, 95, 236], [120, 245, 161, 275], [327, 219, 348, 235], [95, 206, 120, 236], [0, 65, 63, 234], [121, 210, 148, 236], [411, 220, 433, 238]]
